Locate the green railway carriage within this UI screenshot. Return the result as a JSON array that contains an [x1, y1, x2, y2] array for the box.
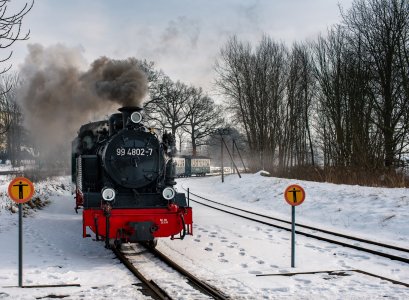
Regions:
[[174, 155, 211, 177]]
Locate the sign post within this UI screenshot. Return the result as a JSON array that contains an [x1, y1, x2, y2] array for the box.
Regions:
[[284, 184, 305, 268], [8, 177, 35, 287]]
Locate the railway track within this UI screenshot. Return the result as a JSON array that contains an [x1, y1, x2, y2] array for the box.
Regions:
[[112, 243, 229, 300], [181, 185, 409, 265], [0, 169, 69, 177], [0, 170, 24, 176]]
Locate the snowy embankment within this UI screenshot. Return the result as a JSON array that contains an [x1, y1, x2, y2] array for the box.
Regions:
[[178, 172, 409, 247]]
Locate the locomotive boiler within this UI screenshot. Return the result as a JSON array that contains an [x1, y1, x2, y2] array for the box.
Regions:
[[72, 106, 193, 248]]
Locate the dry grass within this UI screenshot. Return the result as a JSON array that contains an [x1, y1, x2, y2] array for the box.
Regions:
[[6, 196, 51, 216]]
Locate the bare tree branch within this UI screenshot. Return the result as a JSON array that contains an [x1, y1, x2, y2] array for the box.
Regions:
[[0, 0, 34, 74]]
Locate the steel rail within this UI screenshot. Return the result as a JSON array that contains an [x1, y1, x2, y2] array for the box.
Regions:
[[111, 246, 171, 300], [0, 170, 69, 176], [114, 242, 230, 300], [256, 269, 409, 288], [0, 170, 23, 175], [147, 246, 230, 300]]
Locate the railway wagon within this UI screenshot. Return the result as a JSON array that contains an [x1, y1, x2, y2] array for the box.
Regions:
[[174, 155, 211, 177]]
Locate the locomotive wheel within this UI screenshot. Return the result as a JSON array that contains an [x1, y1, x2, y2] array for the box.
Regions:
[[112, 229, 126, 249], [106, 238, 115, 249], [146, 238, 158, 249], [114, 239, 123, 249]]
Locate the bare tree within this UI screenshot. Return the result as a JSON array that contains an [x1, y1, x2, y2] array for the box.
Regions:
[[0, 0, 33, 74], [0, 72, 16, 135], [215, 36, 253, 147], [255, 36, 288, 170], [175, 128, 187, 153], [283, 42, 316, 170], [215, 35, 287, 171], [0, 72, 23, 165], [342, 0, 409, 167], [145, 76, 194, 136], [0, 0, 33, 165], [312, 24, 382, 169], [313, 27, 353, 167], [183, 89, 224, 156], [396, 3, 409, 161]]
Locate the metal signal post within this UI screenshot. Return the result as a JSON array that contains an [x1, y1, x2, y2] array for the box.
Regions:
[[284, 184, 306, 268], [8, 177, 35, 287], [291, 206, 295, 268], [221, 136, 224, 183], [18, 203, 23, 286]]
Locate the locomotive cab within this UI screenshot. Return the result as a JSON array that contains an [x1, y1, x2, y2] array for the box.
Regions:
[[73, 106, 193, 247]]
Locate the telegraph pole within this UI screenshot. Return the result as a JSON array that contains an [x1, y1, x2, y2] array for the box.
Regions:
[[221, 135, 224, 183]]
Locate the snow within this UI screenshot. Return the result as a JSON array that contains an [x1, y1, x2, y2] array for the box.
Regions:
[[179, 172, 409, 247], [0, 177, 144, 299], [0, 173, 408, 299]]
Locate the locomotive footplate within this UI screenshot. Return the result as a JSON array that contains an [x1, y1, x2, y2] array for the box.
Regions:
[[82, 207, 193, 242]]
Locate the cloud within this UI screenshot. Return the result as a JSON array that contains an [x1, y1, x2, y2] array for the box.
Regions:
[[155, 16, 201, 56]]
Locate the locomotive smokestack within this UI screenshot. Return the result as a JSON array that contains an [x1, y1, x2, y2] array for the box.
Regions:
[[119, 106, 143, 128]]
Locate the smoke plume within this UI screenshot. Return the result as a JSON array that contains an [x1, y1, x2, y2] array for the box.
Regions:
[[17, 44, 148, 167], [83, 56, 148, 107]]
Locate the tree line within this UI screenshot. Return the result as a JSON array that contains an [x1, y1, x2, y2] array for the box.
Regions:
[[215, 0, 409, 184], [0, 1, 32, 165]]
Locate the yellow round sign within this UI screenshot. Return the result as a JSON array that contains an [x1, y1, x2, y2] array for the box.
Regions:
[[284, 184, 305, 206], [8, 177, 35, 204]]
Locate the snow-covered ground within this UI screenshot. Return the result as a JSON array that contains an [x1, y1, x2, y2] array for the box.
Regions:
[[0, 173, 408, 299]]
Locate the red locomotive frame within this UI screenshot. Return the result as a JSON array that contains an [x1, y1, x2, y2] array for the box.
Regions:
[[76, 190, 193, 243]]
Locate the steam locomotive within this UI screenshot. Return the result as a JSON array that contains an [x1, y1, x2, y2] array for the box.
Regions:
[[72, 106, 193, 248]]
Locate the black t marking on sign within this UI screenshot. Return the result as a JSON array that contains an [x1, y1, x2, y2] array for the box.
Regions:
[[289, 187, 300, 203], [13, 181, 29, 199]]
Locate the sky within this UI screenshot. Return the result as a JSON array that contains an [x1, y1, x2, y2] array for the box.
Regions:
[[7, 0, 354, 97]]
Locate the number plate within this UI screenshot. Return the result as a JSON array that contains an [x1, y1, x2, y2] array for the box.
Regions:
[[116, 148, 153, 156]]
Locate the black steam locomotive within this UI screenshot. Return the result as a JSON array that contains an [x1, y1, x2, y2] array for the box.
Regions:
[[72, 106, 193, 248]]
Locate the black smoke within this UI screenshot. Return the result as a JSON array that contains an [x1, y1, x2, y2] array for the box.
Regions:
[[17, 44, 148, 168]]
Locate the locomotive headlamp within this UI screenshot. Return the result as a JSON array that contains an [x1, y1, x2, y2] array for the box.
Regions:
[[130, 111, 142, 124], [162, 187, 176, 200], [102, 187, 116, 201]]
